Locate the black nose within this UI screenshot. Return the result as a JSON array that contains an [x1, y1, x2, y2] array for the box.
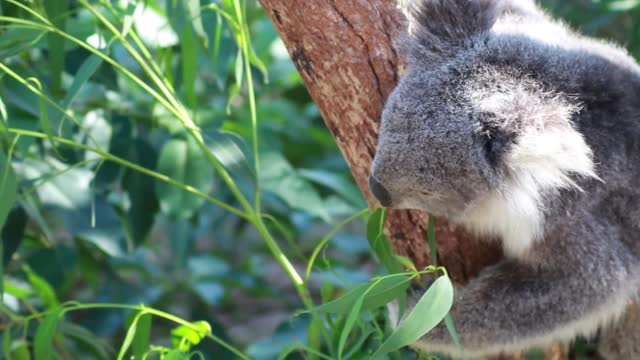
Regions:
[[369, 176, 393, 207]]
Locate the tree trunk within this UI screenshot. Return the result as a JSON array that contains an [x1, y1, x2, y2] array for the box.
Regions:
[[257, 0, 562, 358]]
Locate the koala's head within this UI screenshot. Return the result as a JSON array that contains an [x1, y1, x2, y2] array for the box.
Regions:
[[369, 0, 599, 256]]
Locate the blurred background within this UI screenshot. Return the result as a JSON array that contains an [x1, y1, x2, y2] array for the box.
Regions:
[[0, 0, 638, 359]]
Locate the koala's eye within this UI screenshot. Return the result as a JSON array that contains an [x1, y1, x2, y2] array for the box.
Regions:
[[480, 122, 514, 167]]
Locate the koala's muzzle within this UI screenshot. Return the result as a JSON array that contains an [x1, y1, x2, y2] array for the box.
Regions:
[[369, 175, 392, 207]]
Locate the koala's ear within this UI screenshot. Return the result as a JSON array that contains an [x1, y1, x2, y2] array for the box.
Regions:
[[403, 0, 499, 63]]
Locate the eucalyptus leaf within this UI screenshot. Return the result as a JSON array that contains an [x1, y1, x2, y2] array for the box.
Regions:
[[260, 152, 329, 221], [171, 321, 211, 351], [34, 308, 63, 360], [23, 265, 59, 310], [371, 275, 454, 359], [155, 136, 214, 218], [0, 152, 17, 231], [204, 129, 254, 181], [311, 274, 412, 314]]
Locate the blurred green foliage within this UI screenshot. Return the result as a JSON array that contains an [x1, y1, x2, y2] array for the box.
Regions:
[[0, 0, 636, 359]]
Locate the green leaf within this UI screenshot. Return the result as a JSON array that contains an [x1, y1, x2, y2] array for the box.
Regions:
[[607, 0, 640, 11], [10, 340, 30, 360], [366, 208, 385, 247], [0, 95, 7, 134], [337, 292, 364, 359], [121, 1, 138, 36], [2, 323, 11, 359], [444, 313, 463, 354], [312, 274, 412, 314], [182, 23, 198, 108], [0, 151, 17, 231], [366, 209, 402, 274], [58, 322, 112, 360], [34, 308, 63, 360], [0, 26, 45, 60], [371, 276, 454, 359], [23, 264, 59, 310], [119, 310, 151, 360], [299, 169, 366, 208], [260, 152, 329, 221], [171, 321, 211, 352], [132, 312, 152, 359], [3, 279, 33, 299], [247, 42, 269, 83], [155, 136, 214, 218], [2, 206, 27, 268], [44, 0, 69, 95], [164, 349, 190, 360], [124, 139, 159, 245], [61, 55, 103, 116], [204, 130, 254, 181]]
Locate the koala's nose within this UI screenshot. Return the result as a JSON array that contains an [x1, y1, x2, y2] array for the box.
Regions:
[[369, 175, 392, 207]]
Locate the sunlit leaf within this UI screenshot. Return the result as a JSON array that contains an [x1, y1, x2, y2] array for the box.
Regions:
[[165, 349, 190, 360], [204, 129, 254, 181], [34, 308, 63, 360], [23, 264, 59, 310], [134, 6, 179, 48], [171, 321, 211, 352], [371, 276, 454, 359], [4, 279, 33, 299], [607, 0, 640, 11], [118, 310, 152, 360]]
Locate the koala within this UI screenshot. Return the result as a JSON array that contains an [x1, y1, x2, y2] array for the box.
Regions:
[[369, 0, 640, 358]]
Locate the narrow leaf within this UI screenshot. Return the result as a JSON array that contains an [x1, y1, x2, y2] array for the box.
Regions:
[[312, 274, 412, 314], [0, 152, 17, 231], [58, 322, 112, 360], [44, 0, 69, 95], [118, 311, 142, 360], [337, 293, 364, 359], [132, 312, 152, 359], [61, 55, 103, 114], [23, 265, 59, 310], [371, 276, 454, 359], [34, 308, 63, 360], [181, 23, 198, 108]]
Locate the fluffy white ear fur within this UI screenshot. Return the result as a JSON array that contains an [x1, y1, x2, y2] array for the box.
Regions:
[[460, 122, 599, 258]]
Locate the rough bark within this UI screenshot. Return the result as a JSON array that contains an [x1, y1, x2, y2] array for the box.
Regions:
[[257, 0, 561, 358]]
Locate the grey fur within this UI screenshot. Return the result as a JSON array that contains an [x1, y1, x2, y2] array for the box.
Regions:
[[370, 0, 640, 357]]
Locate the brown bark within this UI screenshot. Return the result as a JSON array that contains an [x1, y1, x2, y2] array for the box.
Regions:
[[257, 0, 561, 358]]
